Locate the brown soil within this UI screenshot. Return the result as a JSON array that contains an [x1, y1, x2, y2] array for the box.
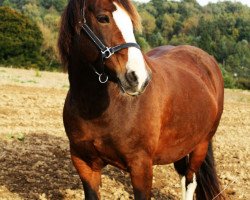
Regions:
[[0, 67, 249, 200]]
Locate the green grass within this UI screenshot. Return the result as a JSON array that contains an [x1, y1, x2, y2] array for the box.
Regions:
[[26, 80, 38, 84], [12, 78, 38, 84], [35, 69, 42, 77], [6, 133, 25, 141], [12, 78, 21, 83], [62, 84, 69, 89]]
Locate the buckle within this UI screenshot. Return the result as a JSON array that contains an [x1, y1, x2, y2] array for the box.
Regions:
[[101, 47, 114, 59]]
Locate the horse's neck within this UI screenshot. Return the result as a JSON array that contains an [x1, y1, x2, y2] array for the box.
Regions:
[[68, 62, 110, 119]]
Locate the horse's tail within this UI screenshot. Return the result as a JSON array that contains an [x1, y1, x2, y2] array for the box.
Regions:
[[196, 142, 225, 200]]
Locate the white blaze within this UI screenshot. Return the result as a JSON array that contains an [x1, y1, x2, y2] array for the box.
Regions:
[[112, 3, 148, 90]]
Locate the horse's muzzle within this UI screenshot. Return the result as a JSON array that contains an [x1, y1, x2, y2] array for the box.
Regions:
[[118, 71, 151, 96]]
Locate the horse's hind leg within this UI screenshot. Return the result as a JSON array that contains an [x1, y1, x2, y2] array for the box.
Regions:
[[174, 156, 188, 200], [185, 141, 209, 200], [174, 141, 209, 200]]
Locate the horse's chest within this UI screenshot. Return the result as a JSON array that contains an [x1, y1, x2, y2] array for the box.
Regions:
[[93, 138, 128, 170]]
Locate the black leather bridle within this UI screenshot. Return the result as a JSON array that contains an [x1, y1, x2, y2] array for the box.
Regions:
[[79, 6, 141, 83]]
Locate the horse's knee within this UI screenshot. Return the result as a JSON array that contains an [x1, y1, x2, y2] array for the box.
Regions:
[[129, 157, 153, 200], [70, 150, 102, 199]]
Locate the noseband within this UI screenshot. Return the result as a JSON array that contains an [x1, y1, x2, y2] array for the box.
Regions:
[[79, 7, 141, 83]]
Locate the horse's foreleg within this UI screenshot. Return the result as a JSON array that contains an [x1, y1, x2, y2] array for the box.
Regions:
[[129, 157, 153, 200], [70, 149, 102, 200]]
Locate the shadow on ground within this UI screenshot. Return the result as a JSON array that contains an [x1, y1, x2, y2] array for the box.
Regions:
[[0, 133, 174, 199]]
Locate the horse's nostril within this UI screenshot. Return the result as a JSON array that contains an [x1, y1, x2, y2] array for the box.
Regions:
[[125, 71, 138, 86]]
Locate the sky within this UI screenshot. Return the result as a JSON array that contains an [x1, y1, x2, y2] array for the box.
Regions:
[[135, 0, 250, 7]]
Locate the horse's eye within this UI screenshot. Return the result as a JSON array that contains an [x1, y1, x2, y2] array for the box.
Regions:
[[97, 15, 110, 24]]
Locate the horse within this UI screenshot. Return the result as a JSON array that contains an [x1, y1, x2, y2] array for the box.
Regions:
[[58, 0, 224, 199]]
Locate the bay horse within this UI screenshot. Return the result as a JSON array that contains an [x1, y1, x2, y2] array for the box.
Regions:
[[58, 0, 224, 199]]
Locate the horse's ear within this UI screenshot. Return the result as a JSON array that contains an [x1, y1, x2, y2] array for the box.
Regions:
[[58, 0, 84, 70], [68, 0, 85, 34]]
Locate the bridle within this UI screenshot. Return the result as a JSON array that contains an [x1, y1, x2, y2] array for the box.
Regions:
[[79, 3, 141, 84]]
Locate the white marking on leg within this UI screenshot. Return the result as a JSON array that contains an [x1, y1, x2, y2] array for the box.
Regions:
[[180, 176, 186, 200], [185, 174, 197, 200], [112, 3, 148, 91]]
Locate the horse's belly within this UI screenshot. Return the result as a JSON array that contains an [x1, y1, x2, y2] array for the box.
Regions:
[[153, 95, 217, 164], [153, 106, 217, 164], [153, 132, 205, 165]]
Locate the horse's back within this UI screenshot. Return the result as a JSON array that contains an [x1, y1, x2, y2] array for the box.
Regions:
[[147, 45, 224, 104], [146, 45, 175, 58]]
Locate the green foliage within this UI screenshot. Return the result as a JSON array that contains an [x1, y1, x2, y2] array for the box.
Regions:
[[137, 0, 250, 89], [40, 0, 67, 12], [1, 0, 63, 70], [35, 69, 42, 77], [219, 65, 236, 88], [1, 0, 67, 12], [136, 35, 150, 52], [140, 10, 156, 35], [0, 6, 46, 68], [1, 0, 250, 89]]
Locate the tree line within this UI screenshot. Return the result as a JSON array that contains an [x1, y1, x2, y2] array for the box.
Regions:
[[0, 0, 249, 89], [136, 0, 250, 89], [0, 0, 67, 70]]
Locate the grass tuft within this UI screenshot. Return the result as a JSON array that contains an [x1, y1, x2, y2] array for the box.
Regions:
[[35, 69, 42, 77]]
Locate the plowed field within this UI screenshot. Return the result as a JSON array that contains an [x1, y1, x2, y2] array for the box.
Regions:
[[0, 67, 249, 200]]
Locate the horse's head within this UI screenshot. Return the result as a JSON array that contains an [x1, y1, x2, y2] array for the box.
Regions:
[[58, 0, 151, 96]]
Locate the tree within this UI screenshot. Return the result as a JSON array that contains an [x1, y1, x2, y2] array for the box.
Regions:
[[22, 3, 41, 21], [1, 0, 250, 87], [226, 40, 250, 88], [148, 32, 166, 47], [136, 36, 150, 52], [161, 14, 175, 39], [139, 10, 156, 36], [40, 0, 52, 9], [0, 6, 46, 68], [53, 0, 67, 12], [40, 0, 67, 12], [2, 0, 30, 9]]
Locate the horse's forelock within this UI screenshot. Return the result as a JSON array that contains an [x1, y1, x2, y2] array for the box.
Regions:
[[115, 0, 142, 32]]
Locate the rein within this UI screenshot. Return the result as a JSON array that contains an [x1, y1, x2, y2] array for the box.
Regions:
[[79, 7, 141, 84]]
